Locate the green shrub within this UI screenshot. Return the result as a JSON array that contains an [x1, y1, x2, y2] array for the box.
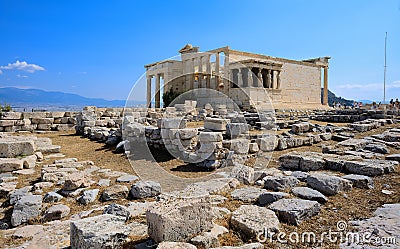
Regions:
[[0, 101, 12, 113], [162, 89, 181, 108]]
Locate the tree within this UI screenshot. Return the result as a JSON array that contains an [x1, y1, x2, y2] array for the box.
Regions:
[[162, 88, 181, 108]]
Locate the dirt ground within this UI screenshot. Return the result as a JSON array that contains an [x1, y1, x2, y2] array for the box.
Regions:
[[1, 122, 399, 248]]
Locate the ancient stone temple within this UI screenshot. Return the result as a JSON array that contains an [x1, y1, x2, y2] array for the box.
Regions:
[[145, 44, 330, 110]]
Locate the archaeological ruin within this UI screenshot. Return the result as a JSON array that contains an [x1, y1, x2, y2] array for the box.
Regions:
[[1, 50, 399, 249], [145, 44, 330, 110]]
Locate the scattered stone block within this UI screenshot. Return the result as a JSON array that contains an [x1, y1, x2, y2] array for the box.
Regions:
[[338, 138, 369, 150], [279, 151, 325, 171], [289, 171, 310, 181], [178, 128, 198, 140], [157, 118, 186, 129], [319, 132, 332, 141], [230, 164, 254, 184], [11, 195, 42, 226], [231, 204, 280, 239], [101, 185, 129, 201], [248, 143, 259, 153], [258, 191, 289, 206], [263, 175, 299, 191], [291, 122, 311, 134], [130, 180, 161, 198], [291, 187, 328, 203], [32, 182, 54, 193], [157, 242, 196, 249], [98, 179, 110, 186], [342, 174, 374, 189], [226, 123, 249, 138], [0, 182, 17, 198], [103, 203, 130, 221], [146, 197, 213, 242], [198, 132, 223, 142], [191, 233, 220, 248], [9, 186, 32, 205], [43, 191, 63, 203], [22, 155, 37, 169], [229, 139, 250, 154], [70, 214, 132, 249], [204, 118, 230, 131], [1, 112, 22, 120], [78, 189, 99, 205], [344, 159, 398, 176], [269, 198, 320, 225], [364, 143, 389, 154], [43, 204, 70, 221], [0, 158, 24, 172], [191, 223, 228, 248], [307, 173, 352, 196], [256, 135, 277, 152], [126, 201, 152, 218], [231, 187, 268, 203], [63, 172, 90, 190]]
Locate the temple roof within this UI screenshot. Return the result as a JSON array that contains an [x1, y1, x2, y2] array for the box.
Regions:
[[179, 43, 199, 54]]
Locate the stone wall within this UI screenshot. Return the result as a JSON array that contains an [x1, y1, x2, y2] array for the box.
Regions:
[[311, 109, 399, 123], [0, 111, 77, 132], [280, 63, 321, 106]]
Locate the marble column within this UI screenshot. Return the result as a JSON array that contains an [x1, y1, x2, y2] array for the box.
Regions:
[[198, 56, 203, 88], [215, 53, 220, 88], [272, 70, 277, 89], [155, 74, 161, 108], [206, 55, 211, 88], [146, 75, 152, 108], [237, 68, 243, 87], [267, 70, 272, 88], [190, 58, 195, 89], [247, 68, 253, 87], [323, 67, 328, 105], [224, 54, 229, 88], [257, 68, 263, 87]]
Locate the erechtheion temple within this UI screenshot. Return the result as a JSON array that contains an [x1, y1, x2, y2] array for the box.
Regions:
[[145, 44, 330, 110]]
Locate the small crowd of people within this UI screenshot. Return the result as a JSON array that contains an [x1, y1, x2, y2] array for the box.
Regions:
[[389, 99, 400, 109], [332, 101, 364, 109], [332, 99, 400, 110]]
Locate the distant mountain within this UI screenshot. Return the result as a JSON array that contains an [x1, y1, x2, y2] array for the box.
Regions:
[[0, 87, 144, 111], [321, 88, 354, 107], [357, 99, 374, 104]]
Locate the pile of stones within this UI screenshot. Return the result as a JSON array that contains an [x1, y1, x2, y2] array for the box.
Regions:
[[1, 112, 400, 248]]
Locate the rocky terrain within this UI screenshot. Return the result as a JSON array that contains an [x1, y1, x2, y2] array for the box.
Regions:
[[0, 104, 399, 249]]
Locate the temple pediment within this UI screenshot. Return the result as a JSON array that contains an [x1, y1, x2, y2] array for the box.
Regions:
[[179, 44, 199, 54]]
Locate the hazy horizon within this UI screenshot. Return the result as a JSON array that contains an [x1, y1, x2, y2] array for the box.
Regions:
[[1, 1, 399, 102]]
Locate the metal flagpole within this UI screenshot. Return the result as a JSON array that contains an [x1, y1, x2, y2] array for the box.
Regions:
[[384, 32, 387, 104]]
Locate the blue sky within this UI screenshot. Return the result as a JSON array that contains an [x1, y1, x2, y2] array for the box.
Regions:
[[0, 0, 399, 102]]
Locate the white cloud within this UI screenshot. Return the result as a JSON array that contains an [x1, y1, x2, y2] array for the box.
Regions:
[[0, 69, 2, 74], [332, 80, 400, 101], [16, 74, 28, 78], [0, 60, 45, 73], [336, 80, 400, 90]]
